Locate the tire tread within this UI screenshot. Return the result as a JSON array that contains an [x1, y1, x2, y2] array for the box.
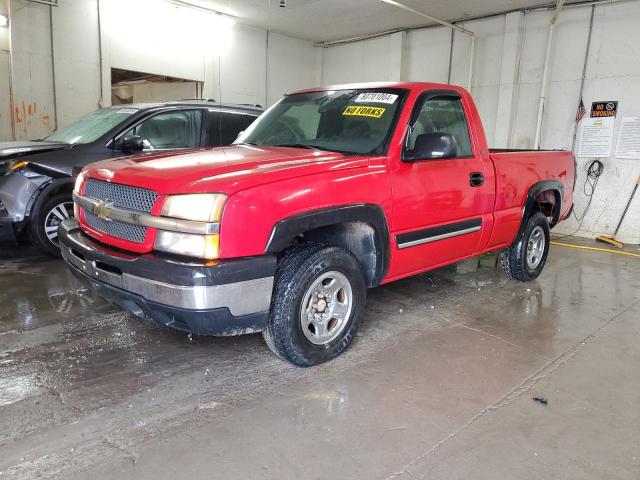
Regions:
[[500, 212, 550, 282], [263, 243, 364, 367]]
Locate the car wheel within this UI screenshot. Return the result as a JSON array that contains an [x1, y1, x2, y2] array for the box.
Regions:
[[263, 244, 366, 367], [31, 192, 74, 257], [500, 212, 550, 282]]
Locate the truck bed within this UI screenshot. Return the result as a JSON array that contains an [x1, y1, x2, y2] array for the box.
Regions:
[[487, 149, 575, 249]]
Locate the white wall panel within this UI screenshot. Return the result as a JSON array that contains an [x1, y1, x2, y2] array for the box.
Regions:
[[214, 24, 267, 106], [0, 0, 11, 139], [554, 2, 640, 243], [9, 0, 55, 140], [404, 26, 451, 83], [0, 51, 12, 140], [101, 0, 209, 82], [321, 32, 404, 85], [267, 32, 319, 106], [51, 0, 101, 128]]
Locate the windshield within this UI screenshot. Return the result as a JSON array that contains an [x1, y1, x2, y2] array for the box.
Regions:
[[235, 89, 405, 155], [46, 107, 138, 144]]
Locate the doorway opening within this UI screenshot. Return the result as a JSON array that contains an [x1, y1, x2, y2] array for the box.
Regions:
[[111, 68, 204, 105]]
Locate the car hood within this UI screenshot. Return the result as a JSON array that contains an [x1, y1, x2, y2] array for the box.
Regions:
[[0, 140, 71, 159], [0, 140, 72, 175], [83, 145, 370, 196]]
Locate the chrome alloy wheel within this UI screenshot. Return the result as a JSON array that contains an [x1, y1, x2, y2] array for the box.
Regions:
[[44, 202, 74, 246], [526, 225, 545, 270], [300, 271, 353, 345]]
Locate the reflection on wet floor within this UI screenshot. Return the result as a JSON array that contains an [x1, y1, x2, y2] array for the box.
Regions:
[[1, 242, 639, 479]]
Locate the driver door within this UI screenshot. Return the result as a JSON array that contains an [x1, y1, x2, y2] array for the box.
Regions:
[[389, 92, 490, 277]]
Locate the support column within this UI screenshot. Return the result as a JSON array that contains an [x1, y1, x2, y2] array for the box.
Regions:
[[389, 31, 406, 82], [494, 11, 525, 148]]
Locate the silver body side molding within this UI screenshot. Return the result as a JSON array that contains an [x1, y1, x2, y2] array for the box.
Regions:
[[397, 225, 482, 249]]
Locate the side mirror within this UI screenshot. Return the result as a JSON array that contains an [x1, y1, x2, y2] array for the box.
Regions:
[[121, 135, 145, 153], [405, 132, 458, 161]]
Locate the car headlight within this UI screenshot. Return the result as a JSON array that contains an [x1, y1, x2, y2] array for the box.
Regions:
[[154, 194, 227, 259], [161, 194, 227, 223], [4, 160, 42, 178], [9, 160, 28, 173], [154, 230, 220, 259]]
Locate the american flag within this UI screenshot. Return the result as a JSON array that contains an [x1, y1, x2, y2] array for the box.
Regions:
[[576, 98, 586, 123]]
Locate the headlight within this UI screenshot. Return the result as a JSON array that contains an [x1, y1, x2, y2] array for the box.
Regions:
[[3, 160, 38, 178], [74, 171, 87, 194], [161, 194, 227, 222], [155, 193, 227, 259], [154, 231, 220, 259], [9, 160, 28, 172]]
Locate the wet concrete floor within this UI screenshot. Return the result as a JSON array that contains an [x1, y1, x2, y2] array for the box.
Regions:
[[0, 241, 639, 479]]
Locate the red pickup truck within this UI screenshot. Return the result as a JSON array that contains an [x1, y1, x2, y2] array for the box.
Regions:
[[59, 82, 575, 366]]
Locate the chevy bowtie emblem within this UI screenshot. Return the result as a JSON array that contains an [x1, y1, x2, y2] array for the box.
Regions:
[[93, 201, 113, 221]]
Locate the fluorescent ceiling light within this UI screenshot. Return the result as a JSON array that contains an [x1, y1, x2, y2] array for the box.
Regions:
[[216, 14, 235, 27], [0, 15, 8, 27]]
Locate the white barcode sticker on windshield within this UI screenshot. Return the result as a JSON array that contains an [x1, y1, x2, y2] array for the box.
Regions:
[[354, 93, 398, 104], [117, 108, 138, 114]]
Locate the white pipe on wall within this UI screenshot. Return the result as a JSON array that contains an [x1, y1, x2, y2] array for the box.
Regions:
[[377, 0, 476, 89], [468, 35, 475, 91], [378, 0, 473, 35], [534, 0, 565, 149]]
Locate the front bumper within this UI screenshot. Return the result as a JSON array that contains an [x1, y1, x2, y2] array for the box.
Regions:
[[58, 218, 276, 336], [0, 217, 18, 242]]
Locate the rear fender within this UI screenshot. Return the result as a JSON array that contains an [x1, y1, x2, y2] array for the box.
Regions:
[[517, 180, 563, 237]]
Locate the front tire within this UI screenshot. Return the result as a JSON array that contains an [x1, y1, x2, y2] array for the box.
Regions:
[[500, 212, 550, 282], [30, 192, 74, 257], [263, 244, 366, 367]]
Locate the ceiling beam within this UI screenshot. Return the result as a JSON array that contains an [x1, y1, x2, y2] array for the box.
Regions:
[[378, 0, 474, 36]]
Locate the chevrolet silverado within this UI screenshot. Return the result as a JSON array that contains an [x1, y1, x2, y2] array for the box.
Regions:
[[59, 82, 575, 366]]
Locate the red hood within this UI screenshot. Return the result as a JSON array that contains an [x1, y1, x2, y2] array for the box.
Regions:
[[84, 145, 369, 195]]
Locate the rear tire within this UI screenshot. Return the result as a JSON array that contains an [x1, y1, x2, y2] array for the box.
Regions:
[[263, 244, 366, 367], [30, 191, 74, 258], [500, 212, 550, 282]]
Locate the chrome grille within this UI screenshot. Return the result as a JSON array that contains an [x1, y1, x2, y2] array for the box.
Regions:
[[84, 211, 147, 243], [84, 179, 157, 213], [83, 179, 158, 243]]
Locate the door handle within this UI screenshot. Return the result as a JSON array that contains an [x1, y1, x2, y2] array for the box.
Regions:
[[469, 172, 484, 187]]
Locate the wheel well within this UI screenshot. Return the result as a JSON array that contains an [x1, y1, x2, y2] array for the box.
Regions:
[[531, 189, 560, 227], [27, 178, 74, 219], [295, 222, 381, 288]]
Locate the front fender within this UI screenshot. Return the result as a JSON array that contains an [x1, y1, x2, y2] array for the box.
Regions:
[[0, 172, 50, 222], [218, 166, 393, 265]]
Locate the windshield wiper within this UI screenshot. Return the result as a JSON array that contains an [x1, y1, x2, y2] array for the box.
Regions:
[[274, 143, 330, 151]]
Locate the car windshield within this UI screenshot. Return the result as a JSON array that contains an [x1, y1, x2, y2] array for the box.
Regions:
[[235, 89, 405, 155], [46, 107, 138, 144]]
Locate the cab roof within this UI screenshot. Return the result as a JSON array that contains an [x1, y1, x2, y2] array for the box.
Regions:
[[108, 100, 264, 114], [290, 81, 467, 96]]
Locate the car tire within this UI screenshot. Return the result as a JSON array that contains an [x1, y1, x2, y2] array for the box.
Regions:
[[262, 244, 366, 367], [500, 212, 550, 282], [30, 191, 74, 258]]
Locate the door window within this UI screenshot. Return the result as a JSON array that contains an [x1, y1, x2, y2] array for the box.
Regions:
[[242, 114, 259, 130], [208, 111, 247, 146], [119, 110, 203, 150], [406, 98, 472, 157]]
